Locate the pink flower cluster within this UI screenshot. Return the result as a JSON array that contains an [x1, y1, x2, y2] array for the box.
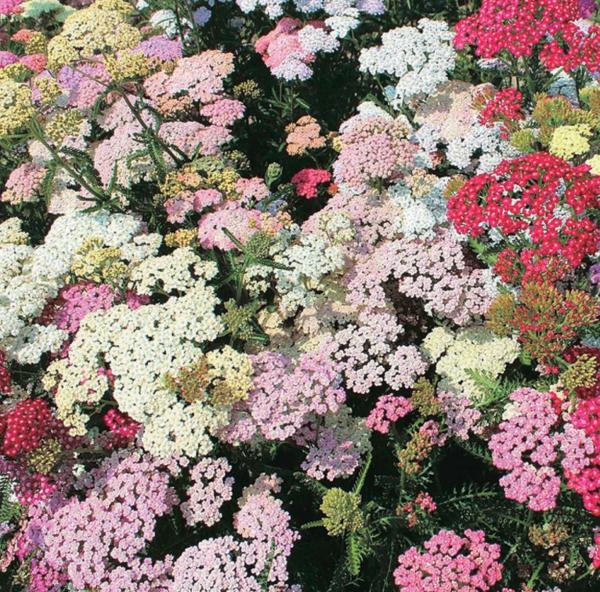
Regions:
[[197, 202, 268, 250], [439, 391, 483, 440], [394, 529, 504, 591], [365, 394, 413, 434], [333, 114, 417, 189], [39, 283, 148, 351], [173, 475, 299, 591], [37, 451, 178, 591], [1, 162, 46, 204], [489, 388, 594, 511], [255, 18, 322, 81], [565, 395, 600, 516], [132, 35, 183, 62], [291, 168, 332, 199], [181, 457, 234, 527], [0, 49, 45, 73], [239, 348, 346, 441], [346, 228, 495, 326], [0, 0, 22, 16], [329, 311, 405, 394], [56, 62, 111, 111]]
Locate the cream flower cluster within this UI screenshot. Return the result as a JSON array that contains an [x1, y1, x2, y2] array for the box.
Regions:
[[47, 280, 224, 457], [128, 246, 218, 296], [422, 326, 520, 401]]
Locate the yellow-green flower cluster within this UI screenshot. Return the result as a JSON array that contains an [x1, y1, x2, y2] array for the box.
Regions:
[[34, 76, 63, 106], [26, 439, 62, 474], [0, 79, 34, 138], [165, 229, 198, 248], [71, 237, 128, 284], [206, 346, 254, 405], [549, 124, 593, 161], [233, 80, 262, 100], [25, 31, 48, 54], [222, 299, 257, 340], [105, 51, 156, 83], [510, 129, 537, 153], [47, 0, 141, 70], [586, 154, 600, 176], [0, 63, 32, 82], [206, 167, 240, 200], [320, 488, 363, 536], [45, 110, 84, 145], [561, 354, 597, 393]]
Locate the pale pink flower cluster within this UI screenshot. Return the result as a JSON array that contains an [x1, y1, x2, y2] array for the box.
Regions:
[[197, 203, 264, 250], [181, 457, 234, 527], [173, 474, 299, 591], [34, 451, 178, 591], [346, 228, 496, 326], [255, 18, 337, 81], [438, 391, 484, 440], [329, 311, 406, 394], [333, 113, 417, 189], [1, 162, 46, 204]]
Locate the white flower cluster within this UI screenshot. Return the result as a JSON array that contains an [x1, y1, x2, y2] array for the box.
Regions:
[[0, 212, 145, 364], [129, 247, 218, 296], [388, 178, 448, 240], [359, 19, 456, 106], [48, 280, 224, 457], [236, 0, 384, 27], [422, 326, 520, 401], [445, 123, 520, 173], [267, 228, 346, 317]]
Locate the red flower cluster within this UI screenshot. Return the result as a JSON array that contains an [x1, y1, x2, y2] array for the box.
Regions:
[[478, 88, 524, 138], [0, 351, 10, 395], [448, 153, 600, 285], [454, 0, 579, 58], [291, 168, 332, 199], [567, 396, 600, 515], [541, 22, 600, 75], [103, 408, 140, 446], [0, 398, 80, 459], [0, 399, 53, 457]]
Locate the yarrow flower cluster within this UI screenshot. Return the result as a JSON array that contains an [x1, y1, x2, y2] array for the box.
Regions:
[[489, 387, 594, 511], [1, 0, 600, 589], [394, 529, 504, 591], [448, 152, 600, 285], [359, 19, 455, 106], [181, 457, 234, 527]]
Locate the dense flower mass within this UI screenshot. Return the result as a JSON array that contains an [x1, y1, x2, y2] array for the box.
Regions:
[[0, 0, 600, 591]]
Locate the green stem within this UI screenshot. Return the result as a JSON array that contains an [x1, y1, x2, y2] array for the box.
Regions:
[[28, 121, 107, 202]]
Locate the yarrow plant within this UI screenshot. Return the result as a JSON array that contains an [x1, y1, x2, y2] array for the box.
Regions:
[[0, 0, 599, 590]]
